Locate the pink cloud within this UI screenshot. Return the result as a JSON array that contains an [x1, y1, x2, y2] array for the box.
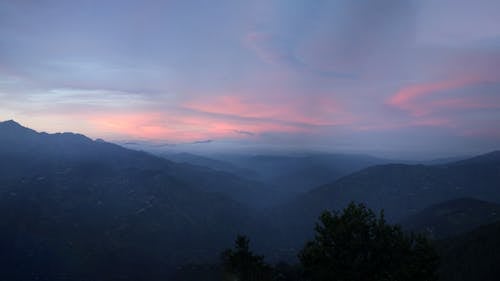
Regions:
[[76, 93, 354, 142], [84, 106, 317, 142], [183, 94, 350, 127], [10, 86, 354, 142], [387, 77, 484, 116], [87, 113, 179, 140], [382, 75, 500, 138]]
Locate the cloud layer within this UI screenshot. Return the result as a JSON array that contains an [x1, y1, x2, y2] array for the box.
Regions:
[[1, 0, 499, 157]]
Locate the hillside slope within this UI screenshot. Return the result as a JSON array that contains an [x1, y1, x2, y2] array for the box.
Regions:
[[400, 198, 500, 239]]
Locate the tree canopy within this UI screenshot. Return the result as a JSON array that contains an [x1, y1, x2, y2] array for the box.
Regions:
[[299, 202, 439, 281]]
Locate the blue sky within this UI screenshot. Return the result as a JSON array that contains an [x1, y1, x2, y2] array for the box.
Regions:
[[1, 0, 499, 157]]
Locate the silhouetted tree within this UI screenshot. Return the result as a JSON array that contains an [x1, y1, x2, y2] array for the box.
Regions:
[[221, 235, 274, 281], [299, 202, 439, 281]]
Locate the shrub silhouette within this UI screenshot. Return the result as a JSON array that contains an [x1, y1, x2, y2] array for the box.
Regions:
[[221, 235, 274, 281]]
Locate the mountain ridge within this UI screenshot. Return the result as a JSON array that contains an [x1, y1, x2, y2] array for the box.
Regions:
[[400, 197, 500, 239], [270, 151, 500, 247], [0, 120, 276, 280]]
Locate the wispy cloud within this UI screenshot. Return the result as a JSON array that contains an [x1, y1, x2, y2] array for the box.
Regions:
[[187, 140, 213, 145]]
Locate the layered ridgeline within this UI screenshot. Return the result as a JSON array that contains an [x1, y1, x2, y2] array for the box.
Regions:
[[400, 198, 500, 239], [0, 120, 272, 280], [2, 120, 500, 280], [272, 151, 500, 247], [191, 153, 388, 194]]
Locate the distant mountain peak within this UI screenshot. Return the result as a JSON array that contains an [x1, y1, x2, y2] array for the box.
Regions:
[[1, 119, 22, 127], [0, 119, 36, 134]]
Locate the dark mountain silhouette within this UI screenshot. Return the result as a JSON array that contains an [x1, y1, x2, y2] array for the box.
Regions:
[[0, 120, 270, 280], [272, 152, 500, 247], [0, 120, 284, 209], [438, 220, 500, 281], [400, 198, 500, 239], [2, 120, 500, 279]]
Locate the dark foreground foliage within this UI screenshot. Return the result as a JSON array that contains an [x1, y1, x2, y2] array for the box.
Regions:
[[221, 235, 275, 281], [299, 203, 439, 281], [178, 203, 439, 281]]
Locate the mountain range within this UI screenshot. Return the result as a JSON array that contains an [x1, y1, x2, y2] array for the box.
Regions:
[[1, 119, 500, 280]]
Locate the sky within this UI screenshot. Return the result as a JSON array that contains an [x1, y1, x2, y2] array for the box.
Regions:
[[1, 0, 499, 158]]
